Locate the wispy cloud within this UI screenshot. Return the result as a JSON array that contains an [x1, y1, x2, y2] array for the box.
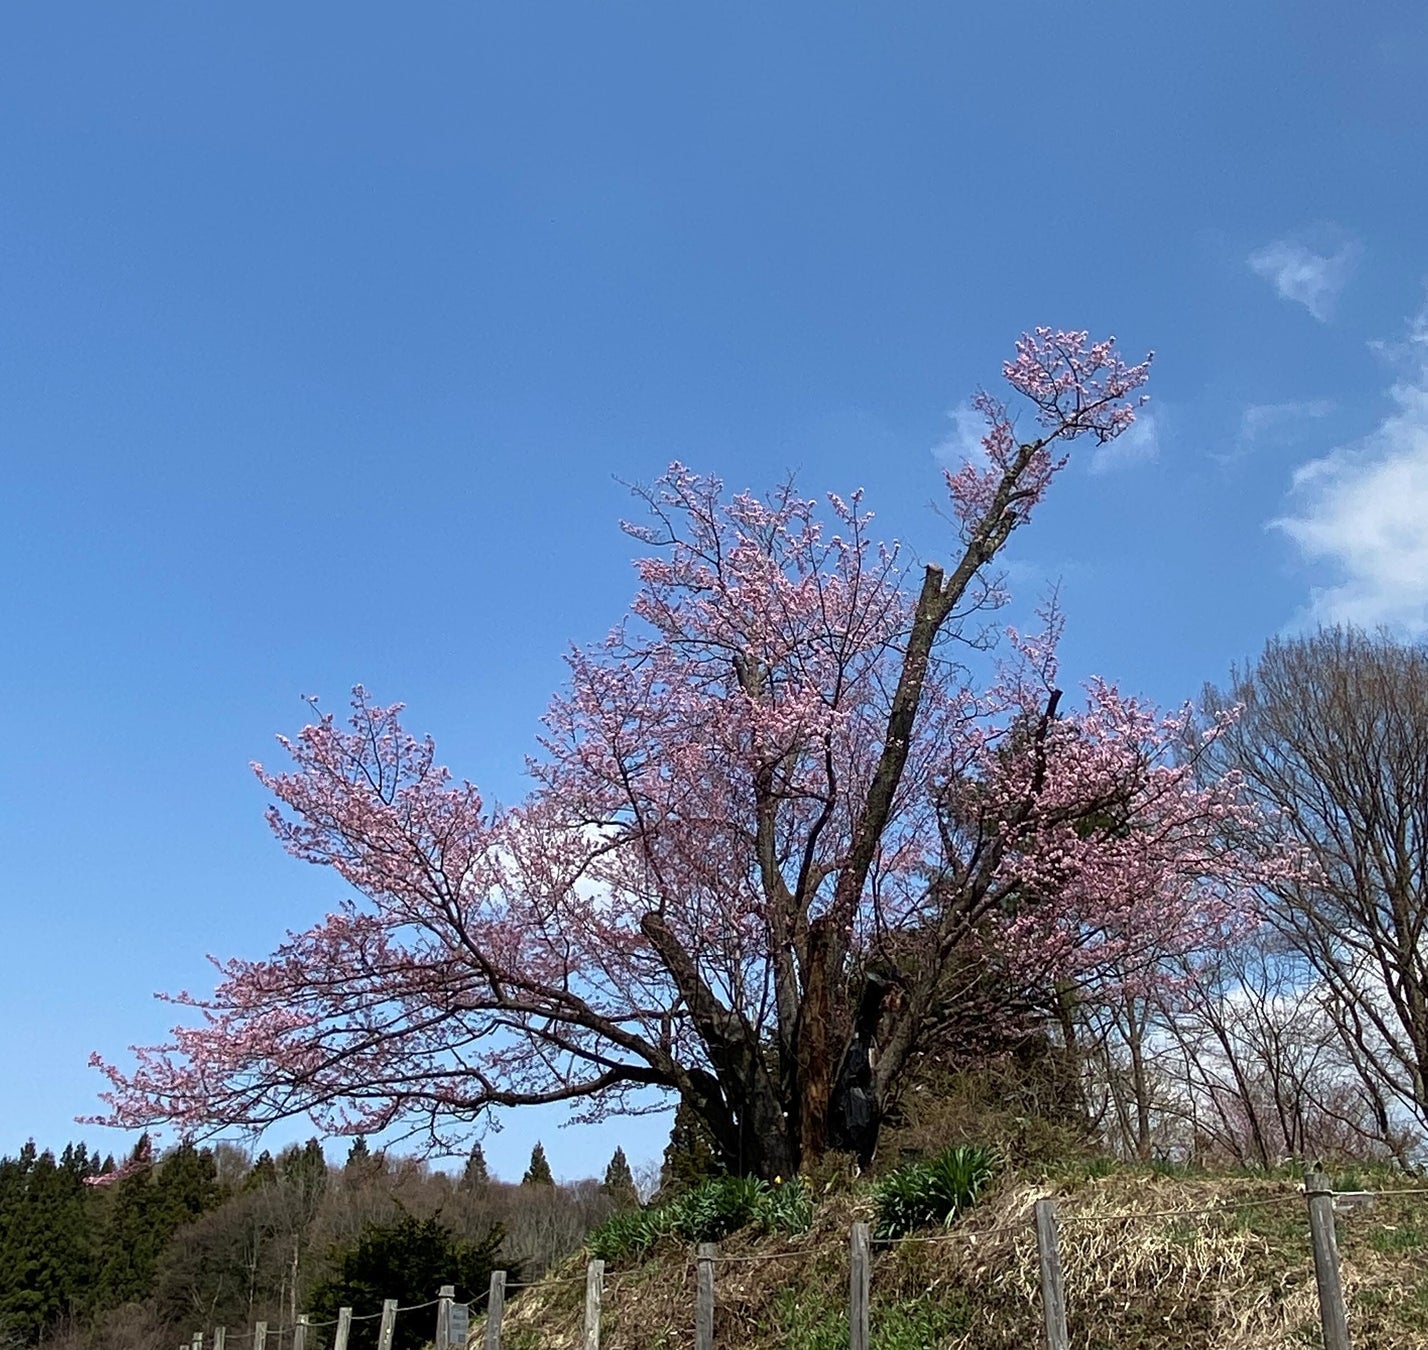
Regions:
[[1218, 398, 1335, 463], [931, 402, 990, 467], [1272, 314, 1428, 634], [1088, 407, 1161, 475], [933, 402, 1161, 477], [1249, 235, 1360, 321]]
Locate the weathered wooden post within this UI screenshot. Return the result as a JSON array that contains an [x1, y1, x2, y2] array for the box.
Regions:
[[192, 1333, 204, 1350], [293, 1313, 309, 1350], [333, 1306, 353, 1350], [484, 1271, 506, 1350], [584, 1257, 605, 1349], [436, 1284, 456, 1350], [849, 1222, 871, 1350], [695, 1243, 716, 1350], [376, 1298, 398, 1350], [213, 1329, 226, 1350], [253, 1322, 267, 1350], [1034, 1197, 1069, 1350], [1305, 1172, 1352, 1350]]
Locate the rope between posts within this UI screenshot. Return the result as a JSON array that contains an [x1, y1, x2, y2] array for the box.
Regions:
[[502, 1273, 587, 1291], [1052, 1192, 1305, 1224], [1338, 1185, 1428, 1198], [704, 1242, 841, 1263]]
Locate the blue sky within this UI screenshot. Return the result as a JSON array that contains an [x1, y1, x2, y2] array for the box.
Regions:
[[3, 2, 1426, 1183]]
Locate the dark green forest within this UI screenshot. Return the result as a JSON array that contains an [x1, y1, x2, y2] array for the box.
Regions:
[[0, 1135, 634, 1349]]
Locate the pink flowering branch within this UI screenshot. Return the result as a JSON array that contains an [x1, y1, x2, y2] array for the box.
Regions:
[[90, 331, 1284, 1178]]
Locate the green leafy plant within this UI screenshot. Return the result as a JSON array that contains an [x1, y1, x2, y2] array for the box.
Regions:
[[587, 1173, 814, 1264], [760, 1175, 814, 1234], [872, 1145, 997, 1239]]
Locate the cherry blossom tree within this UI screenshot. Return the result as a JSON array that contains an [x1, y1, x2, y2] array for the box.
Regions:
[[93, 331, 1271, 1177]]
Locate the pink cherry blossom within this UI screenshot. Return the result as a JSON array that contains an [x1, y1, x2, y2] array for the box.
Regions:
[[90, 332, 1281, 1177]]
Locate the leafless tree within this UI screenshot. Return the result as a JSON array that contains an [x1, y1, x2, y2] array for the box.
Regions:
[[1203, 628, 1428, 1147]]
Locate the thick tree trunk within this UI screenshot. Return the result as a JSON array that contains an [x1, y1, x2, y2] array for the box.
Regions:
[[795, 923, 837, 1165], [827, 973, 888, 1165]]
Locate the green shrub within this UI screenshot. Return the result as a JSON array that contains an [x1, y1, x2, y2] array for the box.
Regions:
[[587, 1174, 814, 1264], [872, 1144, 997, 1239], [760, 1174, 814, 1234], [667, 1174, 768, 1241]]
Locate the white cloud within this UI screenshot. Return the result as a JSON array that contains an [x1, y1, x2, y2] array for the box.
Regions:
[[931, 402, 991, 466], [1217, 398, 1335, 463], [1088, 408, 1161, 475], [1272, 354, 1428, 635], [1240, 399, 1335, 445], [1249, 237, 1360, 321]]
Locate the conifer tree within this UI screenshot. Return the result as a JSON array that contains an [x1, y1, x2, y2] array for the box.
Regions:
[[601, 1146, 638, 1209], [659, 1100, 723, 1196], [246, 1148, 279, 1190], [280, 1137, 329, 1204], [94, 1136, 163, 1307], [344, 1136, 372, 1172], [0, 1142, 95, 1342], [460, 1142, 489, 1189], [520, 1141, 553, 1186]]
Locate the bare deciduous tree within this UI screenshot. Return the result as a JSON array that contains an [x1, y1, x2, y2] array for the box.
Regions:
[[1203, 628, 1428, 1141]]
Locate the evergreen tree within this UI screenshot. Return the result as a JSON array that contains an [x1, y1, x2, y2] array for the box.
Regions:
[[93, 1136, 162, 1308], [94, 1138, 225, 1311], [279, 1137, 328, 1205], [0, 1142, 95, 1343], [308, 1215, 508, 1350], [601, 1147, 639, 1209], [246, 1148, 279, 1190], [659, 1100, 724, 1196], [520, 1142, 554, 1186], [151, 1141, 225, 1227], [460, 1142, 489, 1189], [343, 1135, 389, 1187], [344, 1136, 372, 1172]]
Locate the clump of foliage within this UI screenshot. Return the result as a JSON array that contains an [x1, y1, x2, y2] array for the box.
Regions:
[[308, 1215, 507, 1350], [588, 1174, 813, 1264], [872, 1145, 997, 1239]]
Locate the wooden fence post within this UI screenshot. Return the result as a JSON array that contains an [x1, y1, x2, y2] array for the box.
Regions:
[[695, 1243, 716, 1350], [849, 1222, 871, 1350], [293, 1313, 309, 1350], [192, 1334, 204, 1350], [376, 1298, 398, 1350], [333, 1306, 353, 1350], [484, 1271, 506, 1350], [214, 1329, 226, 1350], [436, 1284, 456, 1350], [1305, 1172, 1352, 1350], [253, 1322, 267, 1350], [584, 1257, 605, 1349], [1034, 1197, 1069, 1350]]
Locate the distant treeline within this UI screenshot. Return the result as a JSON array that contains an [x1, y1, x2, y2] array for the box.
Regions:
[[0, 1135, 639, 1350]]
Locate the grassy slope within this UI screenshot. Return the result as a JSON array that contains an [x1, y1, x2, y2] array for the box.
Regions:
[[487, 1165, 1428, 1349]]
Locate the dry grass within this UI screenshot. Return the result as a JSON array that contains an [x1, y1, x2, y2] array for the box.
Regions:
[[483, 1169, 1428, 1349]]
